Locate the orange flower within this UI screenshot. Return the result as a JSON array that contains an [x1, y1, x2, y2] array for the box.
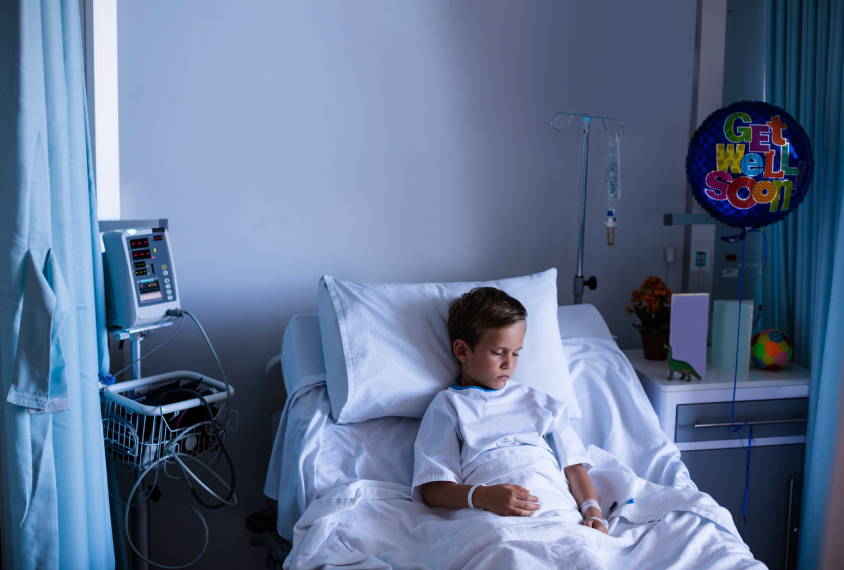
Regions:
[[628, 276, 672, 327]]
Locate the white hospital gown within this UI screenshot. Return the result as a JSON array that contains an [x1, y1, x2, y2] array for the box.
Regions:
[[412, 381, 591, 520]]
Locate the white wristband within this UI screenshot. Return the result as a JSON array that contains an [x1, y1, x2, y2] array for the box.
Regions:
[[579, 499, 600, 515], [468, 484, 483, 509]]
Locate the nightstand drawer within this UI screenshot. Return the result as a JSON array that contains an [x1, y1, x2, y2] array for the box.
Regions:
[[675, 398, 808, 442]]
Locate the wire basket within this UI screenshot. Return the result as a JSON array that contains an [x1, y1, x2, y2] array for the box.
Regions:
[[101, 371, 235, 470]]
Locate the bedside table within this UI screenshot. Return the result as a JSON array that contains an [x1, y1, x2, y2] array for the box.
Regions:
[[624, 349, 810, 570]]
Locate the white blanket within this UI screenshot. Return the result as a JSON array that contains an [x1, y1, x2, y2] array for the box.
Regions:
[[283, 446, 763, 570], [266, 338, 693, 541]]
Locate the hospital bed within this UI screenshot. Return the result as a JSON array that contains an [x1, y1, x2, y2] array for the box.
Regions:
[[264, 298, 763, 569]]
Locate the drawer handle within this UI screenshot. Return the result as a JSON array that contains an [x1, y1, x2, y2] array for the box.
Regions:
[[693, 418, 807, 429]]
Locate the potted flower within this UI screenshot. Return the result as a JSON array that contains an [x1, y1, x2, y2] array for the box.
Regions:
[[626, 276, 672, 360]]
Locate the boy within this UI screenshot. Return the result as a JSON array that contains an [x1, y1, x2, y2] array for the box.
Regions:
[[412, 287, 608, 534]]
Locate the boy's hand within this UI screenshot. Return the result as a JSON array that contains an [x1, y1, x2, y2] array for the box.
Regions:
[[472, 484, 540, 517], [583, 506, 608, 534]]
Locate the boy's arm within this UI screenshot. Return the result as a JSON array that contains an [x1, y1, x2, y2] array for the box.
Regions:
[[563, 464, 608, 534], [420, 481, 540, 516]]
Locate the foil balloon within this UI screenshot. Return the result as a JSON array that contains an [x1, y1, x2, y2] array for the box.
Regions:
[[686, 101, 813, 229]]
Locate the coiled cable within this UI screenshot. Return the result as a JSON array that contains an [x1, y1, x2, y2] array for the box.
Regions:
[[122, 412, 238, 569], [168, 388, 235, 509]]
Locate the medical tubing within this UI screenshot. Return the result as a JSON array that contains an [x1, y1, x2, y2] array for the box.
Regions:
[[168, 452, 238, 507], [163, 433, 220, 480], [169, 388, 235, 509], [609, 247, 615, 332], [111, 316, 186, 378], [163, 446, 213, 481], [124, 455, 210, 569], [161, 425, 225, 482], [606, 133, 621, 201], [159, 422, 238, 503], [168, 309, 231, 429], [122, 420, 237, 568]]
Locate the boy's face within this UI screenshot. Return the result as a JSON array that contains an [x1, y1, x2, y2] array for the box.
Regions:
[[453, 322, 526, 390]]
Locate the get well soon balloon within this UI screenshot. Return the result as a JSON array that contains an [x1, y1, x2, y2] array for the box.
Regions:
[[686, 101, 814, 229]]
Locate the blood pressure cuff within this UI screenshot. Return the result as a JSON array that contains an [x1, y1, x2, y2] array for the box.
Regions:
[[7, 249, 71, 414]]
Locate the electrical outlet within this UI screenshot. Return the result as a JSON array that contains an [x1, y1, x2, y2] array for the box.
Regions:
[[691, 248, 712, 272]]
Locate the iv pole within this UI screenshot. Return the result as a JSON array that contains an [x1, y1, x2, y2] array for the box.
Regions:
[[114, 323, 171, 570], [551, 112, 624, 304]]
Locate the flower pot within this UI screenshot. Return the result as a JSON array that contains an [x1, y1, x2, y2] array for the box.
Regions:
[[640, 331, 670, 360]]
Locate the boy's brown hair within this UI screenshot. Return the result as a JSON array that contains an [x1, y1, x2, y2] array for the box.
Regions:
[[447, 287, 527, 351]]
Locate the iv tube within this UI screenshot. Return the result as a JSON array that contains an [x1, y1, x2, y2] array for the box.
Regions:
[[605, 133, 621, 245]]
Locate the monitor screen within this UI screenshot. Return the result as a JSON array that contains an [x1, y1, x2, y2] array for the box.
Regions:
[[138, 278, 162, 303]]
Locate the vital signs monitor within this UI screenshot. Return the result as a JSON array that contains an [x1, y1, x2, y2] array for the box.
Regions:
[[103, 227, 181, 329]]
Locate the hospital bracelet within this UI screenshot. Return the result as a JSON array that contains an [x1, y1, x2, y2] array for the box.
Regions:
[[468, 484, 483, 509], [579, 499, 601, 515]]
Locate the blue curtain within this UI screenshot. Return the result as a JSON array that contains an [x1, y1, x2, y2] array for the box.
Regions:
[[764, 0, 844, 568], [0, 0, 114, 569]]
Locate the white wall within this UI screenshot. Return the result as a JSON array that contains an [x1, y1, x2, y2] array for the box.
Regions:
[[117, 1, 696, 565], [686, 0, 726, 296]]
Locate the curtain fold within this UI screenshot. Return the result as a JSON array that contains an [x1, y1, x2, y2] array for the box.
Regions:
[[0, 0, 115, 568], [764, 0, 844, 568]]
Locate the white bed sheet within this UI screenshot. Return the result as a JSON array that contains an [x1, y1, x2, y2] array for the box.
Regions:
[[265, 307, 695, 543], [283, 448, 760, 570]]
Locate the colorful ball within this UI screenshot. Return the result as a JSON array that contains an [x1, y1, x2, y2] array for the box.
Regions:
[[751, 329, 793, 370]]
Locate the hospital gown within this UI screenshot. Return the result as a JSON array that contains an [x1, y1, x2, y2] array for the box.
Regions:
[[412, 381, 592, 523]]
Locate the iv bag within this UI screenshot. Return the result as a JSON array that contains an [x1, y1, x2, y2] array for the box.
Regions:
[[607, 134, 621, 211]]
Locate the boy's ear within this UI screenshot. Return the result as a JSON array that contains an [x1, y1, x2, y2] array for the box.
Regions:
[[453, 339, 470, 362]]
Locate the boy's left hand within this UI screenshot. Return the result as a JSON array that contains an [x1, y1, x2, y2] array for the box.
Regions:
[[583, 507, 608, 535]]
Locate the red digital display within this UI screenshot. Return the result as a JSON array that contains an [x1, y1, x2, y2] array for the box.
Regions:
[[132, 249, 151, 260], [153, 235, 163, 241], [130, 238, 149, 249]]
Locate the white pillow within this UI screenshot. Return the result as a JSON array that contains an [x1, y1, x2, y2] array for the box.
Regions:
[[317, 268, 581, 424]]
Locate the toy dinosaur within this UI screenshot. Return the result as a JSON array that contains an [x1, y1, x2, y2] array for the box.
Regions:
[[664, 343, 701, 382]]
